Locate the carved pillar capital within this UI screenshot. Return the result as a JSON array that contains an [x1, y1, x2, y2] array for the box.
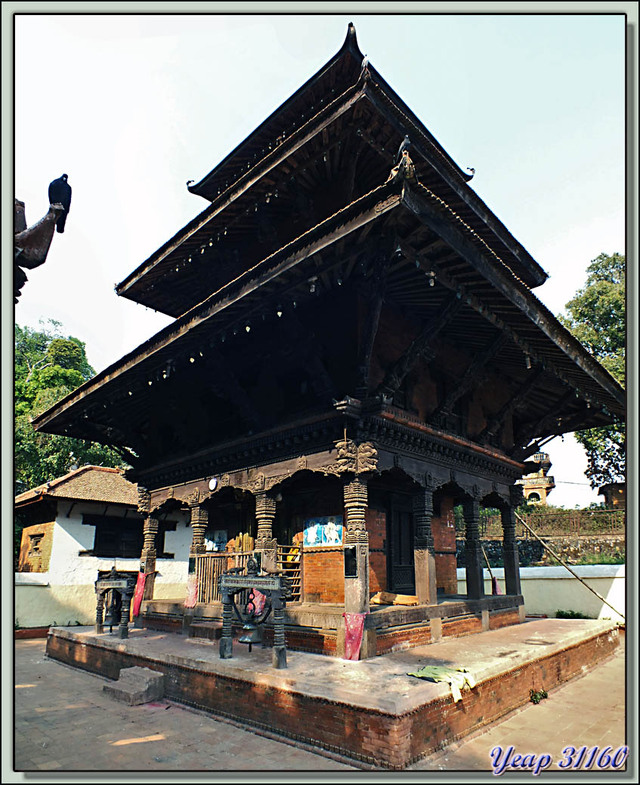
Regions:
[[137, 487, 151, 515], [343, 477, 369, 544]]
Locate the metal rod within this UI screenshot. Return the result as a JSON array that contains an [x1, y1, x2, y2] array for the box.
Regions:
[[514, 512, 624, 620]]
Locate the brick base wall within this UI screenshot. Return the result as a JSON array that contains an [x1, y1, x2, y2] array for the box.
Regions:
[[442, 614, 483, 638], [47, 626, 619, 769], [376, 624, 431, 655], [489, 609, 522, 630]]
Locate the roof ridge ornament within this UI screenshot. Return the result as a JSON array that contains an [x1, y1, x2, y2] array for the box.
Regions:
[[386, 149, 417, 184]]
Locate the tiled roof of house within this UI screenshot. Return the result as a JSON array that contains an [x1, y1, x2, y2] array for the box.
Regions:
[[14, 466, 138, 508]]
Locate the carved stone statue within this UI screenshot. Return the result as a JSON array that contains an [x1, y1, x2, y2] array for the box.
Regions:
[[14, 196, 65, 303]]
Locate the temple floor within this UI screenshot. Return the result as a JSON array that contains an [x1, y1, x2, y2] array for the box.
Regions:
[[46, 618, 619, 769]]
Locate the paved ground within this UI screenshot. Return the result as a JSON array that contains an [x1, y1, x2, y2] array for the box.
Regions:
[[10, 630, 629, 777]]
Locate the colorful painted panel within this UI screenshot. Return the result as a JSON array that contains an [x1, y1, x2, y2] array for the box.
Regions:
[[303, 516, 343, 547]]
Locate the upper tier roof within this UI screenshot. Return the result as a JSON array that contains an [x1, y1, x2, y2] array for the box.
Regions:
[[115, 24, 549, 318]]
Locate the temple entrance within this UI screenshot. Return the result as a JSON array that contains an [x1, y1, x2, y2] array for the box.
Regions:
[[387, 494, 415, 595]]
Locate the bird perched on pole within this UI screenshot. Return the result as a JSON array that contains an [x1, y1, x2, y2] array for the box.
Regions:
[[48, 174, 72, 233], [396, 134, 411, 164]]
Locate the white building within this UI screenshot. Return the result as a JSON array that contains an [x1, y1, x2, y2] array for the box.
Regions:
[[15, 466, 190, 629]]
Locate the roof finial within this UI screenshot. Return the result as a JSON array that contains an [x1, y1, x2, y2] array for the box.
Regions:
[[343, 22, 362, 57]]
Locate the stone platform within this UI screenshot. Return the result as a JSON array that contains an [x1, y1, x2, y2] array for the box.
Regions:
[[45, 618, 620, 770]]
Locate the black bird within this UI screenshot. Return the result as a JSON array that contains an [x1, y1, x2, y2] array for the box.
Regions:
[[396, 134, 411, 163], [48, 174, 72, 233]]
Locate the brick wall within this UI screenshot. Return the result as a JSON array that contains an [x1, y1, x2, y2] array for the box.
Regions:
[[18, 522, 55, 573], [376, 624, 431, 655], [432, 497, 457, 593], [442, 614, 483, 638], [302, 546, 344, 603], [489, 609, 521, 630], [367, 507, 387, 593]]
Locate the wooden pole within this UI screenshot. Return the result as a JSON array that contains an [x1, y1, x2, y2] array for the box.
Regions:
[[514, 512, 624, 619]]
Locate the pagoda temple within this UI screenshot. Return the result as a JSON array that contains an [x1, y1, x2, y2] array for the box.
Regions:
[[33, 25, 625, 659]]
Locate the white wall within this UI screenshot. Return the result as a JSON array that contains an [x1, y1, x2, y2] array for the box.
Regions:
[[15, 501, 192, 628], [457, 564, 625, 624]]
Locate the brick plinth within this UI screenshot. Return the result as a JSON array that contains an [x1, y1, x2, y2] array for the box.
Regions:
[[46, 624, 619, 769], [376, 624, 431, 655]]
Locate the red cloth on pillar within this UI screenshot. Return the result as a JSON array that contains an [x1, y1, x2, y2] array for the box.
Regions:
[[132, 572, 146, 617], [184, 575, 198, 608], [343, 612, 367, 660]]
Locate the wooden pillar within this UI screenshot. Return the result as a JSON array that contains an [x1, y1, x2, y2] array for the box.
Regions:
[[189, 503, 208, 556], [255, 492, 278, 571], [137, 488, 158, 602], [343, 477, 370, 614], [502, 487, 523, 596], [413, 485, 437, 605], [141, 515, 159, 600], [463, 496, 484, 600]]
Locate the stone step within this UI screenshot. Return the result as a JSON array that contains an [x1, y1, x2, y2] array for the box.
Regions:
[[103, 666, 164, 705], [189, 621, 223, 641]]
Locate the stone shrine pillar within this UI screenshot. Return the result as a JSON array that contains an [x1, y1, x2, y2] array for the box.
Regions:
[[254, 492, 278, 572], [463, 495, 485, 600], [413, 484, 437, 605], [502, 486, 523, 596]]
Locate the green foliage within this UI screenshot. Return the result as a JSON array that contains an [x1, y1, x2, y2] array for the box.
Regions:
[[559, 253, 625, 488], [573, 552, 625, 566], [529, 688, 548, 704], [14, 320, 124, 496], [555, 609, 591, 619]]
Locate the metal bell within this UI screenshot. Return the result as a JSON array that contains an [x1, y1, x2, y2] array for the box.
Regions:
[[104, 591, 121, 630], [238, 622, 263, 652]]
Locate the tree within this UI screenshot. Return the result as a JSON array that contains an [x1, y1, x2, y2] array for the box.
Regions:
[[15, 320, 125, 495], [559, 252, 625, 489]]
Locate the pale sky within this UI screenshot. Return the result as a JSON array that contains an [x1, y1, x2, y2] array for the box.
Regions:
[[10, 9, 629, 508]]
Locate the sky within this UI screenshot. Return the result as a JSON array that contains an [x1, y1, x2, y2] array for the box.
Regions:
[[9, 8, 630, 508]]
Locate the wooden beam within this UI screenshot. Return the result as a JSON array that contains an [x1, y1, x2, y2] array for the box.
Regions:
[[118, 88, 367, 295], [478, 366, 545, 443], [355, 237, 395, 396], [430, 333, 508, 422], [511, 389, 576, 454], [207, 347, 263, 430], [376, 291, 461, 399], [33, 186, 402, 435], [399, 186, 623, 408], [361, 80, 548, 287]]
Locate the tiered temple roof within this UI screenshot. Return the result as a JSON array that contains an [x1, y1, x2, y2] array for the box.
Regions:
[[33, 24, 624, 488]]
